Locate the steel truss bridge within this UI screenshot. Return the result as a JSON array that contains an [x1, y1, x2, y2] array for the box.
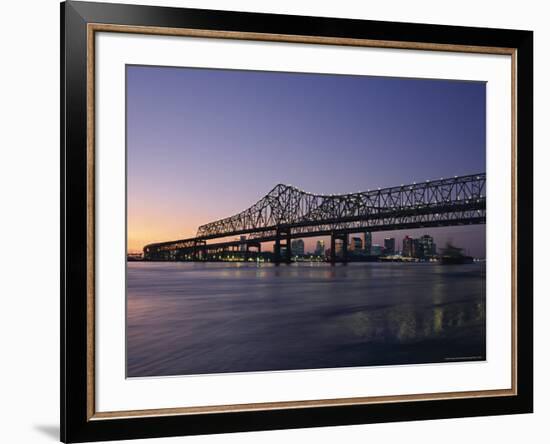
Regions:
[[143, 173, 486, 263]]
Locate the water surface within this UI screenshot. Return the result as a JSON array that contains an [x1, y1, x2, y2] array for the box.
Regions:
[[127, 262, 485, 377]]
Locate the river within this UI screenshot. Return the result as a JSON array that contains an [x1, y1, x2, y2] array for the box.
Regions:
[[127, 262, 485, 377]]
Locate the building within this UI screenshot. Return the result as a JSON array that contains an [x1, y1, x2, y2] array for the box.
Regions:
[[239, 235, 247, 252], [350, 236, 363, 252], [335, 240, 343, 256], [384, 237, 396, 255], [315, 240, 325, 256], [402, 234, 436, 258], [402, 236, 415, 257], [402, 236, 413, 257], [291, 239, 305, 256], [364, 231, 372, 255], [418, 234, 437, 257]]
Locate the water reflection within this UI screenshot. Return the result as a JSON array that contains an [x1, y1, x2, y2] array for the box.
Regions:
[[127, 262, 486, 377]]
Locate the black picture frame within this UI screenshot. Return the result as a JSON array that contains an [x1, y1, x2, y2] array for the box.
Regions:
[[61, 1, 533, 442]]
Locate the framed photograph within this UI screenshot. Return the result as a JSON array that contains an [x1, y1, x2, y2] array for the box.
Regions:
[[61, 1, 533, 442]]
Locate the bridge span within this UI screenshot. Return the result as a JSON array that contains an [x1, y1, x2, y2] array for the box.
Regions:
[[143, 173, 486, 263]]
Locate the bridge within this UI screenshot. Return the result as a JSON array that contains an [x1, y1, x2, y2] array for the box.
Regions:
[[143, 173, 486, 263]]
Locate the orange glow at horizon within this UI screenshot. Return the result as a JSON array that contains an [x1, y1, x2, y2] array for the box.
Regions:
[[127, 203, 202, 254], [127, 218, 201, 254]]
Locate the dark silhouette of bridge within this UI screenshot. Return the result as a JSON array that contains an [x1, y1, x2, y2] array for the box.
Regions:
[[143, 173, 486, 263]]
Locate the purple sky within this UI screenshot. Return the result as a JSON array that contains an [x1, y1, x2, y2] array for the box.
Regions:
[[127, 65, 486, 257]]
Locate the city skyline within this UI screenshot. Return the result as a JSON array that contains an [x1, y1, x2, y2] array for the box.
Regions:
[[127, 65, 486, 256], [295, 229, 478, 258]]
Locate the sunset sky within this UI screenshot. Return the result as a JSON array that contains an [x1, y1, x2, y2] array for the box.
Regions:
[[127, 65, 486, 256]]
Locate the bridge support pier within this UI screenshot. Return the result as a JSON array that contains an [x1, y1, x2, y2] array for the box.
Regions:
[[274, 237, 281, 263], [191, 240, 206, 261], [274, 228, 292, 265], [245, 242, 261, 261], [330, 233, 348, 264], [284, 232, 291, 264], [342, 235, 348, 264]]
